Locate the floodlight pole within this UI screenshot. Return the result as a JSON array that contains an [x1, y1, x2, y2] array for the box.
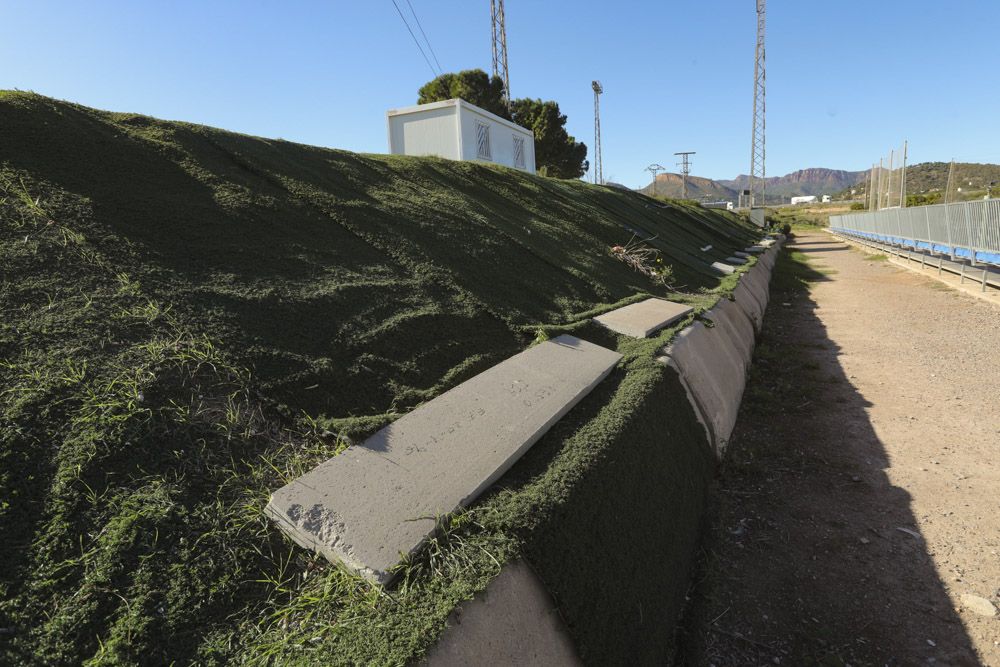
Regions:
[[592, 80, 604, 185]]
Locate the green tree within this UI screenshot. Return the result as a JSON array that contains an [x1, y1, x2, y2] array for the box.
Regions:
[[510, 98, 588, 179], [417, 70, 589, 179], [417, 69, 511, 120]]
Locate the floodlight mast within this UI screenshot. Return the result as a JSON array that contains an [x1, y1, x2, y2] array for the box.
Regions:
[[592, 80, 604, 185], [748, 0, 766, 208]]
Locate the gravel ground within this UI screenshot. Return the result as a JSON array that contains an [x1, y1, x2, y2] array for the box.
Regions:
[[677, 231, 1000, 666]]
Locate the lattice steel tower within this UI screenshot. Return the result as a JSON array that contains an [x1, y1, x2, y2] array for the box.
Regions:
[[490, 0, 511, 111], [592, 80, 603, 185], [675, 152, 696, 199], [748, 0, 766, 207]]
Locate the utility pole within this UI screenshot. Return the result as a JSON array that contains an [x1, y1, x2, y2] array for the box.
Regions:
[[645, 163, 666, 197], [869, 164, 875, 211], [876, 158, 884, 210], [748, 0, 766, 208], [674, 152, 696, 199], [886, 149, 894, 209], [490, 0, 510, 111], [945, 159, 956, 204], [592, 80, 603, 185]]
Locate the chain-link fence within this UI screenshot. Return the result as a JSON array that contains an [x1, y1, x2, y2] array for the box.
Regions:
[[830, 199, 1000, 265]]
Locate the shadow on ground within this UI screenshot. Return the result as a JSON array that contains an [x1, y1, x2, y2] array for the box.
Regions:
[[673, 236, 978, 665]]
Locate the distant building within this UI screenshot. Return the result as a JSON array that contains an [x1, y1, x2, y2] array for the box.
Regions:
[[821, 194, 832, 203], [790, 195, 818, 205], [386, 98, 536, 173], [702, 201, 734, 211]]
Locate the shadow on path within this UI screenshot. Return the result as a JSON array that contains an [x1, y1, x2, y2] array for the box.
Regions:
[[674, 236, 979, 665]]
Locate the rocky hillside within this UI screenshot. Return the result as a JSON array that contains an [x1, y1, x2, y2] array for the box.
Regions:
[[641, 168, 866, 202], [641, 173, 738, 201], [720, 168, 865, 198]]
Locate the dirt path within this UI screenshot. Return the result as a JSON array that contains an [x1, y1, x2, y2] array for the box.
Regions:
[[677, 231, 1000, 666]]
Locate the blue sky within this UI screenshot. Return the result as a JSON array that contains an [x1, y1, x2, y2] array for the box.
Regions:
[[2, 1, 998, 188]]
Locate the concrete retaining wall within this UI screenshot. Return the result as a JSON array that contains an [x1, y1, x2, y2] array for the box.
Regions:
[[425, 236, 785, 662], [660, 237, 783, 456]]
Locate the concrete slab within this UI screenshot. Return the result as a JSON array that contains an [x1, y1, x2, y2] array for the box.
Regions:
[[710, 261, 735, 275], [725, 256, 748, 265], [593, 298, 693, 338], [744, 245, 766, 253], [424, 561, 581, 666], [734, 251, 751, 258], [266, 335, 622, 584]]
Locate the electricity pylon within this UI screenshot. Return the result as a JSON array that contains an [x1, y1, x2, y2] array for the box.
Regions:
[[646, 163, 666, 197], [674, 152, 696, 199]]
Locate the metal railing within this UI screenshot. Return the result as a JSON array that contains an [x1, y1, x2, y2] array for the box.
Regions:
[[830, 199, 1000, 266]]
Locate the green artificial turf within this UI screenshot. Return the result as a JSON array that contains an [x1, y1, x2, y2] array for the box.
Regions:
[[0, 91, 759, 665]]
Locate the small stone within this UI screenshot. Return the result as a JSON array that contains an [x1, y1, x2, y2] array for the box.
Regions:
[[960, 594, 997, 617], [926, 639, 936, 647], [859, 537, 870, 544], [851, 475, 861, 482]]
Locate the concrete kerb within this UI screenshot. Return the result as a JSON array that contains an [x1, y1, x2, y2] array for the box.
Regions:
[[424, 560, 581, 666], [659, 236, 785, 456], [659, 303, 751, 456], [733, 262, 772, 330]]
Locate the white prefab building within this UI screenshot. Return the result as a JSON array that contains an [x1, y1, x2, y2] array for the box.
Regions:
[[386, 98, 536, 173]]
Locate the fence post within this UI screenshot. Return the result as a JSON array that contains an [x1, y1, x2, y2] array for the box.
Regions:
[[945, 203, 955, 260], [964, 202, 977, 267]]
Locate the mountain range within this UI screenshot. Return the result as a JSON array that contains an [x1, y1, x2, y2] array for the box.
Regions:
[[640, 167, 866, 201]]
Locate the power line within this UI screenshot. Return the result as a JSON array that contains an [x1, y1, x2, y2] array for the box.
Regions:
[[404, 0, 443, 74], [390, 0, 439, 78]]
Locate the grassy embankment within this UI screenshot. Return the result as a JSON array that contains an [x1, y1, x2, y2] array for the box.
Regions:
[[0, 92, 761, 664]]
